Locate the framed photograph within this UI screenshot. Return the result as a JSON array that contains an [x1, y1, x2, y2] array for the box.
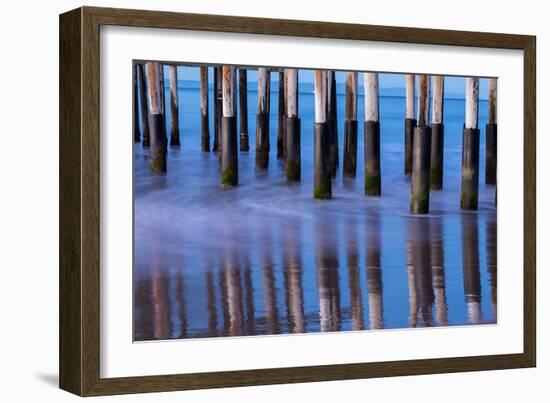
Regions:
[[59, 6, 536, 396]]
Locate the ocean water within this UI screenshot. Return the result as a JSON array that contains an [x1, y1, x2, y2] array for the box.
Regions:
[[133, 81, 497, 341]]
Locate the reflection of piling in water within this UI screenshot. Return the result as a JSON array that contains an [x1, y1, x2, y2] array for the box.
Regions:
[[168, 65, 181, 146], [220, 235, 244, 336], [146, 61, 167, 173], [256, 68, 271, 170], [430, 76, 444, 190], [486, 219, 497, 320], [408, 218, 435, 327], [327, 71, 339, 177], [406, 240, 418, 327], [343, 72, 358, 178], [205, 265, 218, 337], [213, 67, 222, 152], [313, 70, 332, 199], [242, 260, 256, 336], [404, 74, 416, 175], [285, 69, 301, 182], [137, 64, 150, 146], [218, 268, 230, 336], [283, 220, 305, 333], [239, 69, 249, 151], [221, 66, 238, 186], [430, 218, 447, 326], [133, 64, 141, 142], [366, 214, 383, 329], [261, 230, 280, 335], [364, 73, 381, 196], [135, 276, 154, 340], [225, 262, 244, 337], [411, 75, 431, 213], [151, 267, 172, 339], [346, 217, 364, 330], [277, 70, 286, 159], [200, 66, 210, 152], [462, 216, 482, 324], [316, 222, 341, 332], [174, 268, 187, 338], [461, 77, 481, 210], [486, 78, 497, 185]]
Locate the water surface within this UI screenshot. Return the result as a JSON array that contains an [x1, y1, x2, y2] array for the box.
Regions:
[[133, 82, 497, 341]]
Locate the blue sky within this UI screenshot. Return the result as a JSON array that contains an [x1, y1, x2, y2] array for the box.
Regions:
[[167, 65, 490, 98]]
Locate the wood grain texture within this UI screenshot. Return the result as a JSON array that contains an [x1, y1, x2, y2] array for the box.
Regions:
[[59, 7, 82, 396], [59, 6, 537, 396]]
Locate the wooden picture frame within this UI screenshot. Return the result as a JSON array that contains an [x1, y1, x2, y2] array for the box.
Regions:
[[59, 6, 536, 396]]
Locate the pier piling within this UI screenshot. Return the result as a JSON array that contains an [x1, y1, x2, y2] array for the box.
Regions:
[[256, 67, 270, 170], [486, 78, 497, 185], [430, 76, 444, 189], [410, 74, 431, 214], [404, 74, 416, 175], [200, 66, 210, 152], [364, 73, 381, 196], [313, 70, 332, 199], [221, 66, 238, 186], [137, 64, 150, 146], [343, 72, 358, 177], [461, 77, 480, 210], [327, 71, 339, 177], [277, 70, 286, 159], [168, 65, 180, 146], [285, 69, 301, 181], [239, 69, 249, 151], [133, 64, 140, 142], [213, 67, 222, 152], [146, 62, 167, 173]]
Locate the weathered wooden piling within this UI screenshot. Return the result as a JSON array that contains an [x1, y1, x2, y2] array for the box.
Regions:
[[313, 70, 332, 199], [277, 70, 286, 159], [221, 66, 238, 186], [238, 69, 249, 151], [256, 68, 271, 170], [430, 75, 444, 189], [146, 61, 167, 173], [461, 77, 480, 210], [199, 66, 210, 152], [343, 72, 358, 177], [404, 74, 416, 174], [327, 71, 339, 177], [410, 74, 431, 213], [486, 78, 497, 185], [133, 64, 141, 142], [168, 65, 180, 146], [364, 73, 381, 196], [213, 67, 223, 152], [137, 64, 150, 146], [284, 69, 301, 182]]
